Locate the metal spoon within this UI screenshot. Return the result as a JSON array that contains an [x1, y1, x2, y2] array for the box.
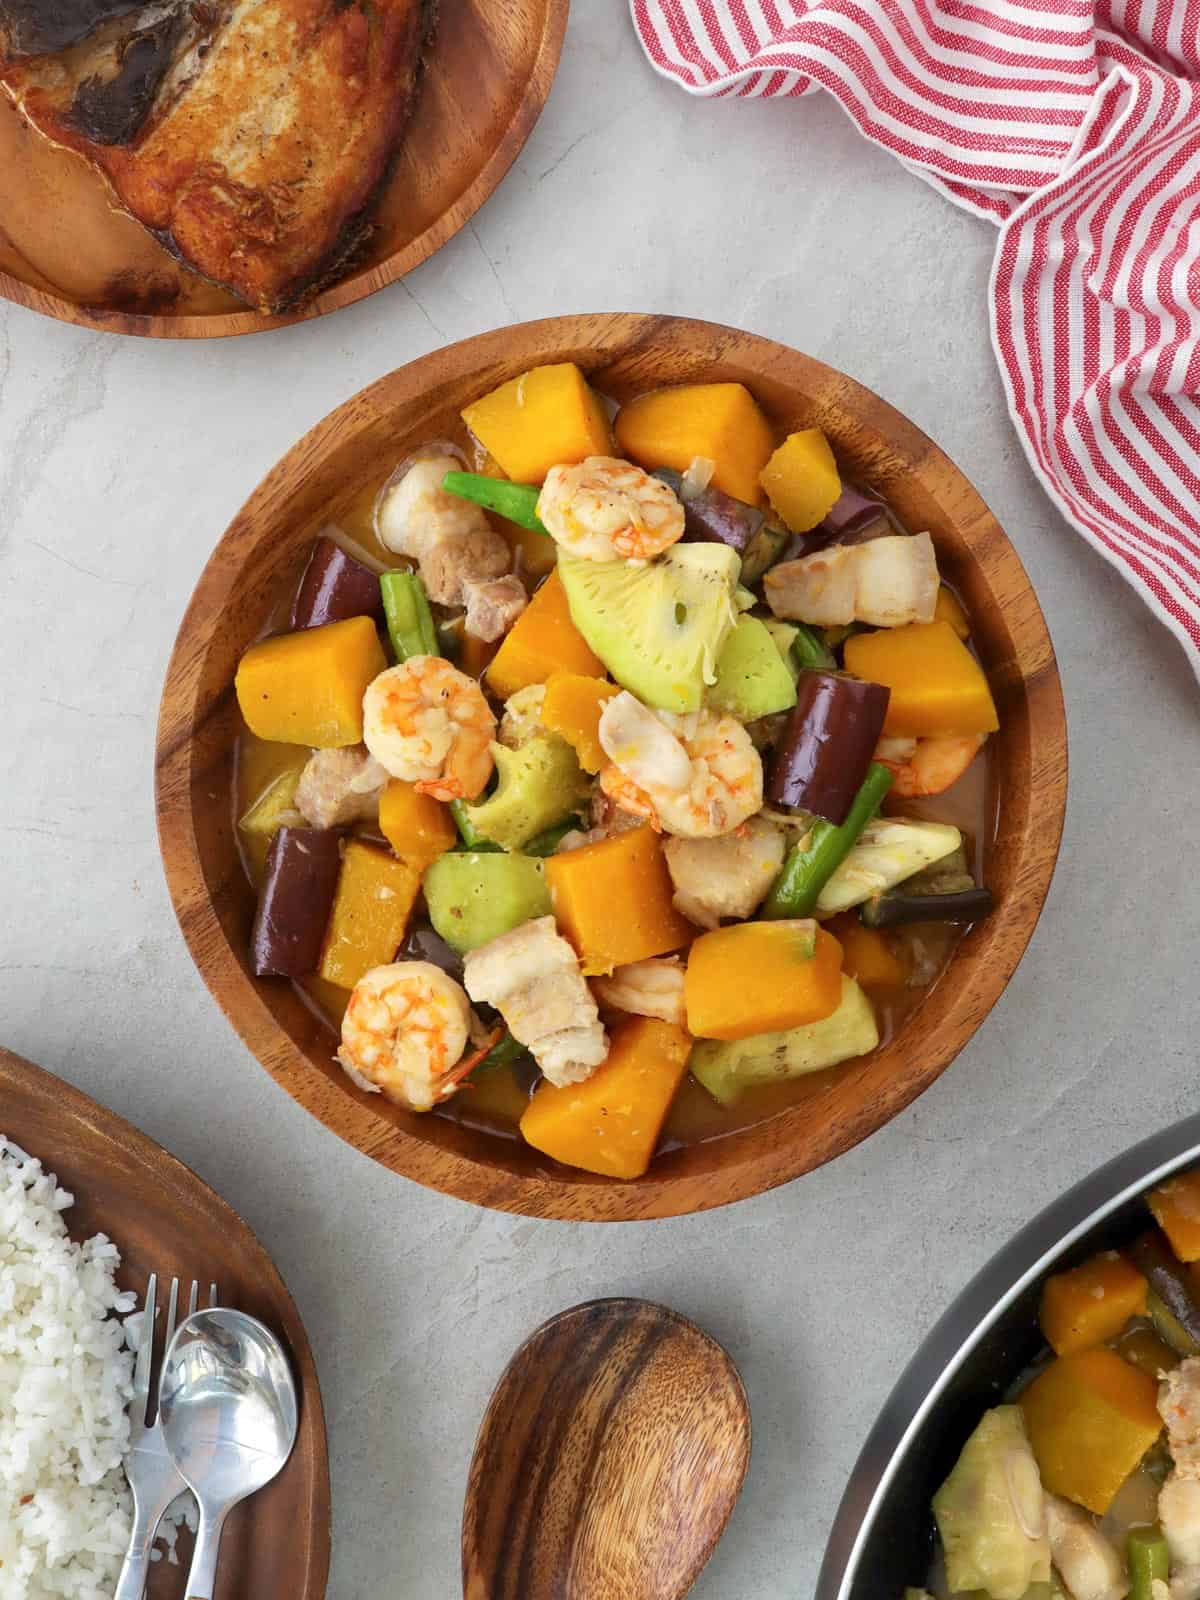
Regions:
[[462, 1298, 751, 1600], [159, 1308, 299, 1599]]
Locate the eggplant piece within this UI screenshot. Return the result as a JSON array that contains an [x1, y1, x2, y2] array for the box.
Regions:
[[861, 886, 994, 928], [766, 671, 890, 824], [291, 536, 384, 630], [1131, 1232, 1200, 1352], [818, 485, 892, 545], [251, 827, 342, 977], [400, 924, 467, 985], [652, 467, 767, 557]]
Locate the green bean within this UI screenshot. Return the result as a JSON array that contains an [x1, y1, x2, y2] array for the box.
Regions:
[[1127, 1525, 1169, 1600], [471, 1031, 528, 1076], [442, 471, 548, 535], [791, 622, 836, 672], [763, 762, 893, 919], [522, 816, 583, 857], [380, 569, 439, 661]]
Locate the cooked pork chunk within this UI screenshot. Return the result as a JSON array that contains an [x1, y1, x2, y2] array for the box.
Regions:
[[462, 916, 607, 1088], [663, 816, 785, 929], [1043, 1494, 1128, 1600], [376, 455, 510, 606], [593, 959, 686, 1026], [296, 747, 388, 830], [463, 574, 528, 642]]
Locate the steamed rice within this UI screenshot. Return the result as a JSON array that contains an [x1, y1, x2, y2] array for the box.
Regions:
[[0, 1137, 135, 1600]]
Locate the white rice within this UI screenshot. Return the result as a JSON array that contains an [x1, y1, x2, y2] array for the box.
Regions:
[[0, 1137, 136, 1600]]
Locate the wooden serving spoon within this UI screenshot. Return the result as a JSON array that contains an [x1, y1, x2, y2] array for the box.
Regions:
[[462, 1297, 751, 1600]]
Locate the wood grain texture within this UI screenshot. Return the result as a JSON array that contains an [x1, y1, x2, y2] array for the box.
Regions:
[[0, 1047, 330, 1600], [0, 0, 567, 338], [461, 1298, 750, 1600], [155, 312, 1069, 1220]]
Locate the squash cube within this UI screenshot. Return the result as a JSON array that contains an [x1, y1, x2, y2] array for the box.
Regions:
[[843, 620, 999, 738], [520, 1017, 692, 1179], [485, 571, 604, 700], [684, 922, 844, 1041], [759, 428, 842, 533], [318, 840, 421, 990], [235, 616, 386, 748], [545, 825, 695, 976], [378, 781, 457, 874], [1039, 1251, 1148, 1356], [540, 673, 619, 772], [614, 382, 775, 505], [826, 916, 905, 991], [462, 363, 613, 485], [934, 584, 971, 640], [1020, 1349, 1162, 1514], [1148, 1173, 1200, 1261]]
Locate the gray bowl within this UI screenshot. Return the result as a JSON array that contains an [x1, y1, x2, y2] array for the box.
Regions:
[[817, 1115, 1200, 1600]]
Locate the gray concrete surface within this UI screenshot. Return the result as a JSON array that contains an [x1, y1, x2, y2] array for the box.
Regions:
[[2, 4, 1198, 1596]]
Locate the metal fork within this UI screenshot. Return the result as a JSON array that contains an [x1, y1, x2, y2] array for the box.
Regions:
[[114, 1275, 220, 1600]]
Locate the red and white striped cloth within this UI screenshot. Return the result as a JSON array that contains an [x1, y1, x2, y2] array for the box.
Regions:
[[631, 0, 1200, 676]]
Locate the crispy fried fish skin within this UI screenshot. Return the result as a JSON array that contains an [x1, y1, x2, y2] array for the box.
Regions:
[[2, 0, 430, 312]]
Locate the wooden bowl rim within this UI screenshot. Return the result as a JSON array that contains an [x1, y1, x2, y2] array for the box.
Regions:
[[0, 1045, 332, 1596], [156, 311, 1068, 1219], [0, 0, 568, 340]]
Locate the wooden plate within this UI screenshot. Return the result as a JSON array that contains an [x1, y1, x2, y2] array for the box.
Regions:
[[0, 1046, 330, 1599], [0, 0, 567, 338], [156, 312, 1068, 1220]]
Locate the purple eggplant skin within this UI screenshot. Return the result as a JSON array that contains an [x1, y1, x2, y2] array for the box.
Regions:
[[651, 468, 765, 555], [291, 536, 384, 630], [766, 672, 891, 825], [251, 827, 343, 978], [795, 485, 893, 558]]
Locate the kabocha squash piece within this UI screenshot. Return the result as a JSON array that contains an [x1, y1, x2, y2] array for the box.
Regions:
[[843, 621, 999, 738], [236, 617, 387, 748], [304, 976, 352, 1030], [462, 364, 613, 485], [826, 916, 905, 990], [1020, 1349, 1163, 1515], [545, 825, 695, 976], [690, 975, 878, 1105], [614, 383, 775, 505], [519, 1017, 692, 1179], [485, 571, 604, 700], [318, 840, 421, 990], [935, 583, 971, 639], [540, 674, 619, 773], [505, 520, 559, 581], [462, 734, 588, 851], [684, 921, 843, 1041], [1039, 1252, 1148, 1356], [759, 428, 842, 534], [378, 781, 457, 874], [1148, 1173, 1200, 1262]]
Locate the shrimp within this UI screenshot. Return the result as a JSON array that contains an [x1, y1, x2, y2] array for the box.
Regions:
[[363, 657, 496, 801], [338, 961, 473, 1112], [597, 691, 762, 839], [536, 456, 685, 562], [874, 733, 986, 799]]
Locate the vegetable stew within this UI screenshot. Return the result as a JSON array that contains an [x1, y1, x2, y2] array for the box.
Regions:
[[232, 363, 999, 1180], [912, 1170, 1200, 1600]]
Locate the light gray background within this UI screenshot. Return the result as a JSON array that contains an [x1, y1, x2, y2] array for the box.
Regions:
[[2, 6, 1198, 1596]]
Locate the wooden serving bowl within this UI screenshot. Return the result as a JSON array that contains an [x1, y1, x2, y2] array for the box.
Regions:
[[156, 313, 1067, 1220]]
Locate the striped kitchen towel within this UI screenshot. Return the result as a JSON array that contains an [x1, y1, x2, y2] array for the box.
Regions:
[[631, 0, 1200, 677]]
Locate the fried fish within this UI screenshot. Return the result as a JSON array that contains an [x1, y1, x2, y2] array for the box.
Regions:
[[1, 0, 430, 312]]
